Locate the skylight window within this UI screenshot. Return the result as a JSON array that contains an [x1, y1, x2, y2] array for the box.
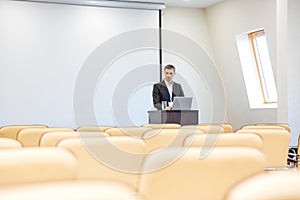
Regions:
[[236, 29, 277, 109]]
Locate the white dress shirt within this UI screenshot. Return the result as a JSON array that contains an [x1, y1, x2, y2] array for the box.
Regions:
[[164, 79, 173, 102]]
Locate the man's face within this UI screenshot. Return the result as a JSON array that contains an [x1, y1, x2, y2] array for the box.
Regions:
[[164, 68, 175, 82]]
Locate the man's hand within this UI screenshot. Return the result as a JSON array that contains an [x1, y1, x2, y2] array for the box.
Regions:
[[166, 106, 173, 110]]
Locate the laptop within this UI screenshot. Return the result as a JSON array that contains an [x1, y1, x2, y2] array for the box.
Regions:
[[172, 97, 193, 110]]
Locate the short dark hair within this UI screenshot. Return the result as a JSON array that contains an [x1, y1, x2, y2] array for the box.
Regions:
[[164, 64, 175, 72]]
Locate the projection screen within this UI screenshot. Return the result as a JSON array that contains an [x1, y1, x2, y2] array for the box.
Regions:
[[0, 0, 160, 128]]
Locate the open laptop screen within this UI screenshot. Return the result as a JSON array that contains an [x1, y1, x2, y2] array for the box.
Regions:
[[172, 97, 193, 110]]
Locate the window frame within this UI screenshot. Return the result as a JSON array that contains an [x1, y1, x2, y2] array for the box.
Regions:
[[248, 30, 277, 104]]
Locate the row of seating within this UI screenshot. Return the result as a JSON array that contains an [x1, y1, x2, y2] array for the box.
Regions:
[[0, 140, 265, 200], [0, 147, 137, 200], [0, 130, 287, 169], [0, 123, 291, 169], [0, 123, 298, 199], [0, 123, 229, 139], [0, 122, 290, 137], [0, 137, 299, 199]]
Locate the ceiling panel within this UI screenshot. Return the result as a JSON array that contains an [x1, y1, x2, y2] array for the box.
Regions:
[[124, 0, 224, 8]]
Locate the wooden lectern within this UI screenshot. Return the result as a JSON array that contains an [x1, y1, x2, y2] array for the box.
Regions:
[[148, 110, 198, 126]]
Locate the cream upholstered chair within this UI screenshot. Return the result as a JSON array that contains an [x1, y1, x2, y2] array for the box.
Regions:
[[255, 123, 291, 133], [219, 123, 233, 133], [181, 124, 224, 133], [183, 133, 263, 150], [180, 125, 203, 130], [225, 171, 300, 200], [141, 123, 180, 129], [0, 148, 140, 200], [0, 138, 22, 149], [0, 181, 142, 200], [17, 128, 74, 147], [105, 127, 152, 138], [40, 131, 109, 147], [0, 125, 47, 139], [76, 126, 115, 132], [143, 129, 204, 153], [0, 148, 77, 185], [195, 123, 233, 133], [58, 137, 146, 191], [241, 125, 285, 130], [138, 147, 265, 200], [236, 129, 290, 169]]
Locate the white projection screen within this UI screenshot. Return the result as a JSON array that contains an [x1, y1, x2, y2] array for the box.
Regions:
[[0, 0, 160, 128]]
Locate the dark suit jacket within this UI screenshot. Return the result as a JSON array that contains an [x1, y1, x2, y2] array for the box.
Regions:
[[152, 80, 184, 110]]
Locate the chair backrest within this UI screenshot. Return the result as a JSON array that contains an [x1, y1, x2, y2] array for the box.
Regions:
[[236, 129, 290, 168], [142, 129, 204, 153], [139, 147, 265, 200], [183, 133, 263, 150], [220, 123, 233, 133], [225, 171, 300, 200], [241, 125, 285, 130], [255, 123, 291, 133], [58, 137, 146, 190], [181, 125, 224, 133], [0, 148, 77, 185], [0, 138, 22, 149], [0, 125, 47, 139], [141, 123, 181, 129], [17, 128, 74, 147], [40, 131, 108, 147], [76, 126, 115, 132], [194, 123, 233, 133], [105, 127, 152, 138], [0, 181, 142, 200]]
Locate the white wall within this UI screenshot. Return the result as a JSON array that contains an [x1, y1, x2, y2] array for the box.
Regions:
[[163, 7, 215, 60], [288, 0, 300, 146], [205, 0, 278, 131], [162, 7, 227, 123], [163, 1, 299, 145]]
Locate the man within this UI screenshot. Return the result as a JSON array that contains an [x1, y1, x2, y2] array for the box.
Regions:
[[152, 64, 184, 110]]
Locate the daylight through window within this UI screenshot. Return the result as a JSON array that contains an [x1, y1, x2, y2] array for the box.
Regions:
[[236, 29, 277, 109], [248, 30, 278, 103]]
